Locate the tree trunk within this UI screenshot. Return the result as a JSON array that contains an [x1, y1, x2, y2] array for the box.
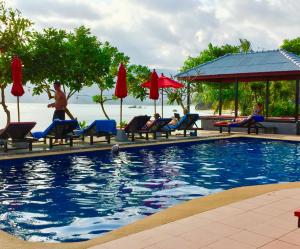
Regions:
[[65, 107, 75, 120], [0, 85, 11, 125], [98, 90, 110, 120], [100, 101, 110, 120]]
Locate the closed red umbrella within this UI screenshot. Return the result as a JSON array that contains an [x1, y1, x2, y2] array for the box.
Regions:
[[115, 63, 127, 127], [11, 56, 24, 122], [142, 73, 184, 117], [147, 70, 159, 113]]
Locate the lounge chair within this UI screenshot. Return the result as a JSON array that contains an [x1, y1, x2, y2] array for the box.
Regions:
[[139, 118, 172, 140], [32, 120, 79, 148], [0, 122, 36, 152], [214, 115, 265, 134], [124, 115, 151, 141], [163, 114, 201, 137], [75, 120, 117, 145]]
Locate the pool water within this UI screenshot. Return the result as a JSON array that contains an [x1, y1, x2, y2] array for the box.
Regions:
[[1, 138, 300, 242]]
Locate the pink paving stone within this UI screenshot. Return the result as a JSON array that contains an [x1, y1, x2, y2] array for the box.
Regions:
[[176, 214, 213, 228], [154, 236, 200, 249], [208, 206, 247, 219], [252, 204, 288, 217], [180, 227, 222, 247], [220, 211, 270, 229], [269, 199, 300, 211], [265, 212, 298, 231], [200, 222, 241, 237], [206, 237, 256, 249], [143, 245, 162, 249], [154, 221, 197, 236], [246, 222, 290, 238], [229, 230, 274, 247], [259, 240, 300, 249], [280, 229, 300, 246]]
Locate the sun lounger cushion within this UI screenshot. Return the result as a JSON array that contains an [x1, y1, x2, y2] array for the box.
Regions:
[[32, 120, 79, 139], [163, 114, 199, 131], [77, 120, 117, 136], [214, 115, 264, 128]]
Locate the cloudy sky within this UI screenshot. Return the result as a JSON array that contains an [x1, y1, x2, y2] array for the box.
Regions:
[[8, 0, 300, 73]]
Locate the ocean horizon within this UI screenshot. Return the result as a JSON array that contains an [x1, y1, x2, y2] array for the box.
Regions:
[[0, 103, 213, 131]]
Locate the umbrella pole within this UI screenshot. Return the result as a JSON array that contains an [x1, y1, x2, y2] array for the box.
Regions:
[[154, 100, 156, 114], [161, 89, 164, 118], [120, 98, 123, 128], [17, 96, 20, 122]]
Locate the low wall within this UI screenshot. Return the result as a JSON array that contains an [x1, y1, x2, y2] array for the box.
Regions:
[[201, 119, 299, 135]]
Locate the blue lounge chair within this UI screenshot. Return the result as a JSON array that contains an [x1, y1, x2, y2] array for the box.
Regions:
[[75, 120, 117, 145], [139, 118, 172, 140], [163, 114, 201, 137], [32, 120, 79, 148], [214, 115, 265, 134], [0, 122, 36, 152]]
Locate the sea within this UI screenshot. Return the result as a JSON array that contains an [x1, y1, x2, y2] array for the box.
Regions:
[[0, 103, 213, 131]]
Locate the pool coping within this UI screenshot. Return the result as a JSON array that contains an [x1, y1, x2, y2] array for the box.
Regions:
[[2, 132, 300, 161], [1, 133, 300, 249]]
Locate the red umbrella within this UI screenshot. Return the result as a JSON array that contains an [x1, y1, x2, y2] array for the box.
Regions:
[[115, 63, 127, 127], [11, 56, 25, 122], [145, 70, 159, 113], [142, 73, 184, 117]]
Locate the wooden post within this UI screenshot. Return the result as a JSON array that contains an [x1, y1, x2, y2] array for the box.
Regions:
[[265, 81, 270, 118], [295, 80, 299, 122], [234, 80, 239, 119], [187, 82, 191, 113], [219, 82, 222, 116]]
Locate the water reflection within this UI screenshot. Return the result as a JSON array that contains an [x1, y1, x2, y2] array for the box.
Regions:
[[0, 138, 300, 242]]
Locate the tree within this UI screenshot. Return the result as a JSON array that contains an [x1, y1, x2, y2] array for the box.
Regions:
[[281, 37, 300, 55], [92, 42, 130, 119], [28, 26, 110, 119], [0, 0, 33, 124], [93, 42, 150, 120], [172, 42, 243, 113]]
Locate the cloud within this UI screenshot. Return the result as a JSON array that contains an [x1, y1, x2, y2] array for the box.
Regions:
[[6, 0, 300, 73]]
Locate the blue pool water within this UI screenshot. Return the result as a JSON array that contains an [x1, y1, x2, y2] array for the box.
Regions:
[[1, 138, 300, 242]]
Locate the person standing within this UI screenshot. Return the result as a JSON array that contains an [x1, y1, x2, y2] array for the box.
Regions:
[[47, 81, 68, 121]]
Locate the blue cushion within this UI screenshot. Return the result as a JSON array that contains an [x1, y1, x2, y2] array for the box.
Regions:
[[32, 120, 79, 139], [77, 120, 117, 136]]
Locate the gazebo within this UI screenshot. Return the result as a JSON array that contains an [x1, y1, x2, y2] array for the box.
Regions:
[[176, 50, 300, 135]]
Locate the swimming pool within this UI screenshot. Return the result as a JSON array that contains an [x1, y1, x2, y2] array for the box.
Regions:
[[1, 138, 300, 242]]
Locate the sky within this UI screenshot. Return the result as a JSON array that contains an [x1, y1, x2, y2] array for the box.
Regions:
[[7, 0, 300, 74]]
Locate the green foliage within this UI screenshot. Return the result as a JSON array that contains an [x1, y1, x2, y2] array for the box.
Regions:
[[281, 37, 300, 55], [127, 64, 150, 101], [28, 26, 109, 102], [78, 120, 88, 129], [119, 120, 128, 128], [0, 0, 33, 86]]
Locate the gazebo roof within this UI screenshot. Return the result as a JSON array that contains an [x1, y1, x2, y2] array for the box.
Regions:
[[176, 50, 300, 82]]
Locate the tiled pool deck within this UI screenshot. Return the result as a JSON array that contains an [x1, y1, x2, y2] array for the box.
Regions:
[[88, 188, 300, 249], [2, 131, 300, 249]]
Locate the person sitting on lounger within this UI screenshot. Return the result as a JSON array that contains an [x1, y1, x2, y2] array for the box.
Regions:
[[146, 113, 161, 127], [253, 103, 263, 115], [169, 113, 180, 126]]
